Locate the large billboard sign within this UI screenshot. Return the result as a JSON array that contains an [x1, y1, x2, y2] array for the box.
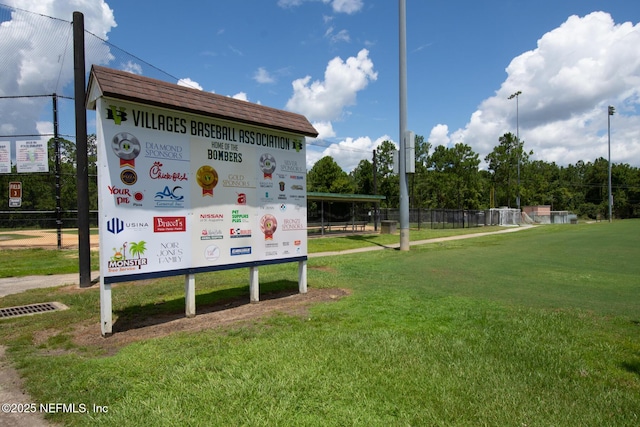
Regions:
[[97, 98, 308, 284]]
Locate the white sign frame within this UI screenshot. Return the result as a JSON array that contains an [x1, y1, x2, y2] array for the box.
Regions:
[[95, 97, 309, 336]]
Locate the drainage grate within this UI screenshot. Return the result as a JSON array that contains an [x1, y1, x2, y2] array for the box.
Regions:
[[0, 302, 68, 319]]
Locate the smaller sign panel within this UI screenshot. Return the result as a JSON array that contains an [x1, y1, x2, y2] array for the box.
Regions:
[[0, 141, 10, 173], [16, 141, 49, 173]]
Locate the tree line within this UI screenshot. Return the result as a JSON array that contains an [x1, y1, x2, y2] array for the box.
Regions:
[[308, 133, 640, 219], [1, 133, 639, 225]]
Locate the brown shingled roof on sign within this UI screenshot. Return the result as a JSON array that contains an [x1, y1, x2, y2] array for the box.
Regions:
[[87, 65, 318, 137]]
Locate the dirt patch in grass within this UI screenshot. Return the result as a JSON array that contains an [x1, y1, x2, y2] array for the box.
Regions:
[[73, 287, 350, 355]]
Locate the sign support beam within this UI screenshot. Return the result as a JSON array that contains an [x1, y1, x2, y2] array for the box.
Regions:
[[185, 274, 196, 318]]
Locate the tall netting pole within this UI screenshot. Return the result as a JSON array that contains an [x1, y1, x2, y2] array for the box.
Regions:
[[74, 11, 91, 287]]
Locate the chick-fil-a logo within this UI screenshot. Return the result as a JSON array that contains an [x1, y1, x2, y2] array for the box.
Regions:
[[149, 161, 188, 182]]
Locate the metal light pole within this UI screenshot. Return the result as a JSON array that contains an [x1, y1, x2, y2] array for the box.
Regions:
[[398, 0, 410, 250], [608, 105, 615, 222], [508, 91, 522, 211]]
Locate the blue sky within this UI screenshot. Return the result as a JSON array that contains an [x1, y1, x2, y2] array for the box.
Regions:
[[1, 0, 640, 172]]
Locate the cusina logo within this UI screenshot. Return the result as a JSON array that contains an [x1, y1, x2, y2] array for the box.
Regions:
[[107, 217, 124, 234], [106, 105, 128, 125]]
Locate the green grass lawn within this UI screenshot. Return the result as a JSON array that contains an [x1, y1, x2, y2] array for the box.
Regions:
[[0, 221, 639, 426], [0, 225, 503, 278]]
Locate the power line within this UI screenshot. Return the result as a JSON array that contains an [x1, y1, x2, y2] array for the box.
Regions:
[[0, 94, 73, 100]]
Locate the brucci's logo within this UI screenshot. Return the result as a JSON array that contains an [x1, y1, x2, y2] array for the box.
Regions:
[[107, 105, 128, 125], [108, 241, 148, 270]]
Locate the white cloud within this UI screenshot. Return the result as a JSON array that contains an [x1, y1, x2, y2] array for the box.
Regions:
[[278, 0, 363, 14], [286, 48, 377, 122], [329, 29, 351, 43], [307, 134, 391, 171], [277, 0, 304, 8], [330, 0, 363, 14], [312, 121, 336, 139], [428, 124, 450, 147], [440, 11, 640, 167], [254, 67, 275, 84], [177, 78, 203, 91], [0, 1, 116, 138], [121, 61, 143, 75], [232, 92, 249, 102]]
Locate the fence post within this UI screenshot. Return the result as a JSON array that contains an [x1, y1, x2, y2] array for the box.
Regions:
[[73, 11, 91, 287]]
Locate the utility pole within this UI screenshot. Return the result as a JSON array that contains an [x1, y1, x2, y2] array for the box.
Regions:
[[373, 149, 378, 231], [608, 105, 615, 222], [398, 0, 410, 251], [508, 90, 522, 211]]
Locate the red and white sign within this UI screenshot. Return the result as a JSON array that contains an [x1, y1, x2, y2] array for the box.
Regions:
[[154, 216, 186, 232], [9, 182, 21, 198], [9, 181, 21, 207]]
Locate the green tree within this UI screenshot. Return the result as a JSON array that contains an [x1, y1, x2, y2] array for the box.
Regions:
[[375, 140, 399, 207], [411, 134, 431, 208], [350, 159, 374, 194], [307, 156, 354, 193], [583, 158, 609, 218], [425, 143, 481, 209], [485, 132, 530, 208]]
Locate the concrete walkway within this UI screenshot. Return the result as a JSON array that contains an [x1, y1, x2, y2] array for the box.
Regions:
[[0, 271, 101, 298], [0, 226, 531, 298]]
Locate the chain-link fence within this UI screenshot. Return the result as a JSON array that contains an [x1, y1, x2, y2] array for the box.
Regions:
[[378, 208, 526, 229], [0, 209, 99, 249]]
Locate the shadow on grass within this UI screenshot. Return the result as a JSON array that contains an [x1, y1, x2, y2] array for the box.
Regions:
[[111, 280, 299, 333], [343, 234, 391, 248], [621, 357, 640, 378]]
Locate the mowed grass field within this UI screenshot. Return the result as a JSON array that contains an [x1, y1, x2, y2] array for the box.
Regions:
[[0, 221, 639, 426]]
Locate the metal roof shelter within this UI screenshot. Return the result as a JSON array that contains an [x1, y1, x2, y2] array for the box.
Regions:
[[307, 192, 386, 235]]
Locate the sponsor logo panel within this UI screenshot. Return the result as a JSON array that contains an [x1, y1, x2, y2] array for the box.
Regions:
[[154, 216, 186, 232], [201, 228, 223, 240], [204, 245, 220, 261], [107, 240, 148, 272], [230, 228, 252, 238], [231, 247, 252, 256], [106, 217, 150, 234], [157, 241, 184, 264], [154, 185, 185, 208]]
